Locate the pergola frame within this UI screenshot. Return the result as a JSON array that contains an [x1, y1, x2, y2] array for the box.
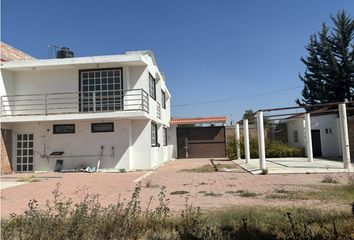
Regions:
[[235, 102, 353, 171]]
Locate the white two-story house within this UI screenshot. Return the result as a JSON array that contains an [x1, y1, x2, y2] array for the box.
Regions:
[[0, 47, 172, 173]]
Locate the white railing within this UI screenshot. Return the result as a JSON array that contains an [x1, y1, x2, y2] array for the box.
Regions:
[[0, 89, 149, 117], [156, 102, 161, 119]]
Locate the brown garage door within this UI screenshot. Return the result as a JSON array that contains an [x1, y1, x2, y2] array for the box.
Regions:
[[177, 127, 226, 158]]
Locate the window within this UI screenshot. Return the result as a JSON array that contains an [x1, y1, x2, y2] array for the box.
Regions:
[[161, 90, 166, 109], [149, 74, 156, 100], [293, 130, 299, 143], [163, 127, 168, 146], [53, 124, 75, 134], [79, 68, 123, 112], [151, 122, 158, 147], [91, 122, 114, 133]]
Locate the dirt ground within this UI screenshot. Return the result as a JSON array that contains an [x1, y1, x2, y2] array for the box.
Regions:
[[0, 159, 351, 217]]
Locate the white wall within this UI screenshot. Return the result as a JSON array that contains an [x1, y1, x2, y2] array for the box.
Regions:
[[9, 118, 173, 172], [11, 119, 132, 172], [168, 125, 177, 159], [0, 70, 15, 115], [311, 114, 342, 157], [287, 119, 305, 148], [286, 114, 342, 157], [131, 119, 152, 169]]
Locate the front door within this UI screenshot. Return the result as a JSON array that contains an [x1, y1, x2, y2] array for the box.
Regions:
[[311, 130, 322, 157], [16, 133, 34, 172]]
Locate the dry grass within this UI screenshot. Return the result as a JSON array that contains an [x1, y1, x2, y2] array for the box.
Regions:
[[180, 163, 239, 173], [16, 176, 41, 183], [2, 184, 354, 239], [266, 184, 354, 203], [170, 190, 189, 195]]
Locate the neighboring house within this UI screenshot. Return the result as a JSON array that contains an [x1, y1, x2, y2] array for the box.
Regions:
[[0, 42, 35, 62], [1, 42, 36, 174], [284, 113, 342, 158], [0, 45, 172, 172]]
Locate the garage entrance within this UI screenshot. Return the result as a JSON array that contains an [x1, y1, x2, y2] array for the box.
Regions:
[[177, 126, 226, 158]]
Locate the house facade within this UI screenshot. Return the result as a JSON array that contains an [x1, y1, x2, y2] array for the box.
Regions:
[[0, 47, 172, 172], [285, 114, 342, 158]]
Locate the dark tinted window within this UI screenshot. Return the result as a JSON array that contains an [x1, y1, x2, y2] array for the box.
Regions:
[[53, 124, 75, 134], [91, 122, 114, 133]]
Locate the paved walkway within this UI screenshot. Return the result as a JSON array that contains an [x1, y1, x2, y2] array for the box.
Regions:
[[1, 159, 351, 217], [234, 157, 353, 174]]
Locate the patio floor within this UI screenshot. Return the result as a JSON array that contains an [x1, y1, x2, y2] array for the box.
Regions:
[[233, 157, 354, 174]]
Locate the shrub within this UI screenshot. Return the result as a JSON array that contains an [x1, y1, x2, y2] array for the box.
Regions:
[[226, 137, 305, 160]]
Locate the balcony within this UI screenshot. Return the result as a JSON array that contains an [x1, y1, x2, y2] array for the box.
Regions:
[[0, 89, 149, 117]]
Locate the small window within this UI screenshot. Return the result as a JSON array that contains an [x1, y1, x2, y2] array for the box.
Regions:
[[149, 74, 156, 100], [53, 124, 75, 134], [91, 122, 114, 133], [293, 130, 299, 143], [163, 127, 168, 146], [161, 90, 166, 109], [151, 122, 158, 147]]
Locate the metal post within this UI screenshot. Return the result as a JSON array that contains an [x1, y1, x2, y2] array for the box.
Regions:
[[235, 123, 241, 160], [305, 113, 313, 162], [92, 93, 96, 112], [257, 111, 266, 170], [44, 94, 48, 115], [338, 103, 352, 170], [243, 119, 250, 163]]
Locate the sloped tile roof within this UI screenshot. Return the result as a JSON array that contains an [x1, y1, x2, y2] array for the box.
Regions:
[[1, 42, 35, 61], [170, 116, 226, 125]]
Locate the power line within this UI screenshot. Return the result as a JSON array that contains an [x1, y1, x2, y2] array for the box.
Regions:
[[172, 85, 302, 107]]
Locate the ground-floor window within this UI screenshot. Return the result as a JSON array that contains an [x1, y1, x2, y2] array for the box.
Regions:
[[151, 122, 158, 147], [163, 127, 168, 146], [16, 133, 34, 172], [53, 124, 75, 134], [91, 122, 114, 133]]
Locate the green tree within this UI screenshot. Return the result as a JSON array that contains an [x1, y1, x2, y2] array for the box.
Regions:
[[242, 110, 256, 123], [296, 10, 354, 105]]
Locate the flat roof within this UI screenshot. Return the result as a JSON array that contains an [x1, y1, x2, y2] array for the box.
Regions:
[[0, 54, 148, 71]]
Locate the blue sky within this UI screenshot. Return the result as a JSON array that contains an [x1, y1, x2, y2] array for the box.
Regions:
[[2, 0, 353, 122]]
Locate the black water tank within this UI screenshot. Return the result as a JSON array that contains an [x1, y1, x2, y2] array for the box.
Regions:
[[56, 47, 74, 58]]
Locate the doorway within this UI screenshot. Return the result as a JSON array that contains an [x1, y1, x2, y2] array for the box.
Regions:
[[16, 133, 34, 172], [311, 130, 322, 157]]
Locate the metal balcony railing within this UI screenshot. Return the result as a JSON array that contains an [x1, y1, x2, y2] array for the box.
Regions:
[[156, 102, 161, 119], [0, 89, 149, 117]]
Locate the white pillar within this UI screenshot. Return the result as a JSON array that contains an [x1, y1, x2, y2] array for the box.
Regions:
[[243, 119, 250, 163], [339, 103, 352, 170], [257, 111, 266, 170], [305, 113, 313, 162], [235, 123, 241, 160]]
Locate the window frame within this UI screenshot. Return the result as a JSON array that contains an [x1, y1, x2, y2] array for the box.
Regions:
[[161, 90, 166, 109], [78, 67, 123, 112], [163, 127, 168, 146], [151, 122, 158, 147], [53, 124, 75, 134], [91, 122, 114, 133], [149, 73, 156, 100]]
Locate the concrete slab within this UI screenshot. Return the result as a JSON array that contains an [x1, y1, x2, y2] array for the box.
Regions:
[[234, 157, 354, 174], [1, 181, 28, 190]]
